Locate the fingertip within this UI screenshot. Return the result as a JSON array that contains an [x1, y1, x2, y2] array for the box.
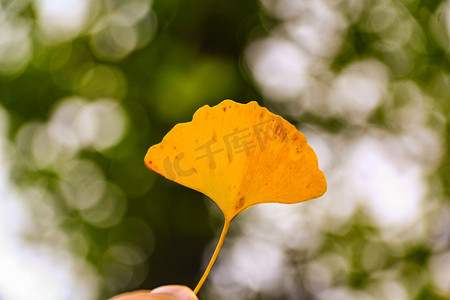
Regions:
[[109, 290, 152, 300], [150, 285, 198, 300]]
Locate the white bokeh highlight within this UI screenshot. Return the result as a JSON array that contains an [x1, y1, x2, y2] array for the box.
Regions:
[[0, 106, 100, 300], [35, 0, 91, 42]]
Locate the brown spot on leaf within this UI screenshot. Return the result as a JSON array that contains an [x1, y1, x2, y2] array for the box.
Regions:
[[275, 124, 283, 136], [223, 107, 227, 112], [235, 197, 245, 210]]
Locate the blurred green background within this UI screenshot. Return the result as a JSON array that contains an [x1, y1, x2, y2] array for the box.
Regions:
[[0, 0, 449, 299]]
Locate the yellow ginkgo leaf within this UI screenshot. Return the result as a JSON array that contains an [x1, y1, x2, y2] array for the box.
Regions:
[[144, 100, 326, 294]]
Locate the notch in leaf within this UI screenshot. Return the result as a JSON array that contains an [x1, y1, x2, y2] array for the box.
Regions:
[[145, 100, 327, 294]]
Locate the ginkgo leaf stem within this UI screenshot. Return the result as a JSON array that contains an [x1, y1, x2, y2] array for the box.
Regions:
[[194, 220, 231, 295]]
